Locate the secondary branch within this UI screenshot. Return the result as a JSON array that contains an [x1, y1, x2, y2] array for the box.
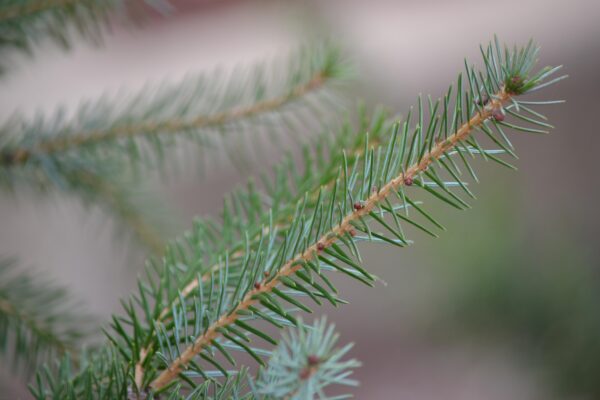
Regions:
[[1, 71, 327, 167]]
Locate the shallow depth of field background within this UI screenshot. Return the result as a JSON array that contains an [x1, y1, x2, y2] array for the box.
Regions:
[[1, 0, 599, 398]]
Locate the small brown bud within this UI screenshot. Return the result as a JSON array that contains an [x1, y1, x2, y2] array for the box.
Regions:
[[349, 229, 356, 237], [254, 282, 261, 290], [299, 367, 311, 380], [317, 242, 325, 251], [404, 177, 413, 186], [353, 202, 364, 211], [492, 108, 505, 122], [307, 354, 320, 366]]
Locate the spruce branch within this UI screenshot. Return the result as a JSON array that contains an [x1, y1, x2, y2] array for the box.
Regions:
[[253, 318, 360, 399], [32, 38, 566, 399], [1, 70, 322, 165], [0, 0, 176, 74], [141, 39, 564, 392], [0, 43, 348, 171], [150, 81, 513, 392], [0, 0, 121, 68], [0, 258, 93, 376], [28, 345, 132, 399], [0, 0, 83, 21]]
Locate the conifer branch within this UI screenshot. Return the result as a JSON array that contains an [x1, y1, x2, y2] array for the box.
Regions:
[[31, 38, 566, 399], [253, 318, 360, 399], [0, 44, 346, 171], [0, 0, 177, 74], [145, 40, 564, 393], [0, 0, 81, 21], [149, 86, 512, 391], [0, 296, 74, 355], [2, 71, 325, 166], [0, 0, 121, 69], [128, 39, 563, 395], [0, 258, 93, 376]]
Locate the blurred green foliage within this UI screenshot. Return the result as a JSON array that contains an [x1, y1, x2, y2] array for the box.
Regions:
[[432, 179, 600, 398]]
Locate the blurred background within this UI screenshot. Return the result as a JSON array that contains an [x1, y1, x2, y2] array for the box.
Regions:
[[1, 0, 599, 398]]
